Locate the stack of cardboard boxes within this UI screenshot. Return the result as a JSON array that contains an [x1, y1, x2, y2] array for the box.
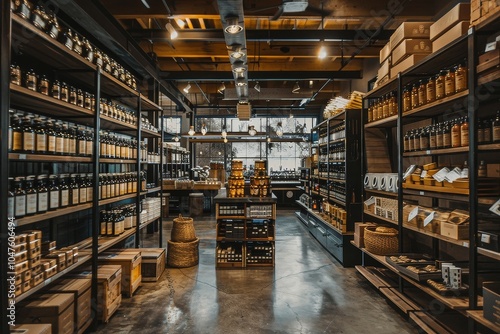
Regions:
[[470, 0, 499, 26]]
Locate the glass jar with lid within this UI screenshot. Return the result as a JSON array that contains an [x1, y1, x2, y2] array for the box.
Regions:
[[402, 87, 411, 112], [77, 89, 84, 107], [460, 117, 469, 147], [11, 113, 23, 152], [37, 174, 48, 213], [60, 82, 69, 102], [31, 5, 47, 30], [382, 94, 389, 119], [79, 173, 87, 204], [68, 174, 80, 206], [411, 84, 419, 109], [455, 62, 468, 93], [38, 75, 50, 95], [86, 129, 93, 157], [84, 92, 92, 110], [94, 48, 103, 67], [443, 122, 451, 148], [420, 126, 429, 150], [14, 0, 32, 20], [69, 86, 77, 105], [426, 75, 436, 103], [46, 13, 60, 39], [62, 28, 74, 50], [418, 80, 426, 106], [389, 92, 397, 116], [72, 33, 83, 55], [86, 174, 93, 202], [429, 125, 437, 150], [34, 117, 47, 153], [25, 68, 37, 91], [51, 80, 61, 99], [22, 115, 35, 153], [82, 38, 94, 63], [59, 174, 70, 207], [451, 119, 461, 148], [10, 63, 21, 85]]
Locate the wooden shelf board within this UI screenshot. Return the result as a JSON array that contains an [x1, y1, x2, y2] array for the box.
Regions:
[[363, 210, 398, 226], [100, 114, 138, 135], [355, 265, 394, 289], [402, 183, 469, 196], [215, 215, 246, 220], [10, 84, 94, 119], [401, 90, 469, 122], [358, 246, 474, 310], [246, 263, 274, 267], [139, 94, 161, 111], [216, 262, 244, 268], [328, 196, 346, 206], [327, 177, 346, 183], [99, 70, 138, 101], [467, 310, 500, 333], [479, 143, 500, 151], [403, 146, 469, 157], [9, 153, 92, 163], [364, 188, 398, 197], [139, 216, 160, 229], [365, 76, 399, 99], [146, 186, 161, 194], [97, 228, 137, 253], [477, 247, 500, 261], [99, 193, 137, 206], [15, 254, 91, 303], [99, 158, 136, 164], [141, 128, 161, 138], [364, 114, 398, 129], [409, 311, 455, 334], [15, 203, 93, 226], [403, 224, 469, 248], [308, 209, 353, 236]]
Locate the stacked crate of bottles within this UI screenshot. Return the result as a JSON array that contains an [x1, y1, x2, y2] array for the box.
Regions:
[[227, 159, 245, 197]]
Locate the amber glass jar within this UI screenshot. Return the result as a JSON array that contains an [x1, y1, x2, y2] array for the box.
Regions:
[[435, 71, 446, 99], [451, 119, 461, 148], [411, 84, 419, 109], [403, 87, 411, 112], [426, 75, 436, 103], [418, 80, 427, 107], [445, 69, 456, 97], [460, 117, 469, 147], [455, 62, 468, 93]]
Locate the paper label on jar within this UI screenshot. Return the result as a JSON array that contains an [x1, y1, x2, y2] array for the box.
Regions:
[[79, 188, 87, 203], [79, 141, 86, 155], [86, 141, 93, 156], [15, 195, 26, 216], [8, 197, 15, 217], [13, 131, 22, 150], [50, 190, 59, 209], [38, 192, 48, 212], [87, 187, 93, 202], [36, 134, 47, 152], [60, 189, 69, 206], [56, 137, 64, 153], [26, 193, 37, 214], [48, 136, 56, 152], [23, 132, 34, 151]]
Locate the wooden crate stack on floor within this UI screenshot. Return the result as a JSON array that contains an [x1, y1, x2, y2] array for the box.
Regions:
[[111, 248, 167, 282], [167, 215, 200, 268], [99, 250, 142, 297]]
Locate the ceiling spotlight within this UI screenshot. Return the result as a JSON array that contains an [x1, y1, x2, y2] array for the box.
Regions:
[[223, 138, 228, 143], [248, 125, 256, 136], [183, 82, 191, 94], [230, 45, 245, 59], [232, 61, 246, 74], [140, 0, 150, 9], [166, 22, 178, 40], [309, 80, 314, 88], [217, 82, 226, 94], [175, 18, 186, 29], [201, 123, 207, 135], [254, 82, 261, 92], [188, 125, 195, 136], [276, 122, 283, 137], [292, 81, 300, 93], [224, 16, 243, 34], [221, 127, 227, 139], [318, 45, 327, 59], [235, 78, 247, 87]]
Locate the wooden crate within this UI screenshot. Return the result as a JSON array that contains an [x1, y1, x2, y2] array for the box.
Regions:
[[17, 293, 75, 334], [70, 265, 122, 323], [113, 248, 166, 282], [99, 250, 142, 297], [47, 278, 92, 334], [9, 324, 52, 334]]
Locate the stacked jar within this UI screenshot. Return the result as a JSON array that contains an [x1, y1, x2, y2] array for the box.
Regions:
[[227, 160, 245, 197], [249, 160, 271, 197], [367, 92, 397, 122]]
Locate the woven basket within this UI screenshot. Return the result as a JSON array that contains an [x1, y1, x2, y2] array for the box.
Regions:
[[171, 215, 196, 242], [167, 238, 199, 268], [364, 226, 398, 255]]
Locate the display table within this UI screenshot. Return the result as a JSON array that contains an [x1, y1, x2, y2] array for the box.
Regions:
[[214, 191, 277, 268], [162, 182, 222, 215]]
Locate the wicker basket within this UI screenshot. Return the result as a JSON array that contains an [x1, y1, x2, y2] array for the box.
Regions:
[[167, 238, 199, 268], [364, 226, 399, 255], [171, 215, 196, 242]]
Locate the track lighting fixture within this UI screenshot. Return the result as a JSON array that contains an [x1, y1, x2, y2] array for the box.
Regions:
[[201, 123, 207, 135], [183, 82, 191, 94], [292, 81, 300, 93], [188, 125, 195, 136], [224, 16, 243, 34], [254, 82, 261, 92], [230, 45, 245, 59], [232, 61, 246, 74], [140, 0, 150, 9], [175, 18, 186, 28], [166, 22, 178, 40], [235, 78, 247, 87]]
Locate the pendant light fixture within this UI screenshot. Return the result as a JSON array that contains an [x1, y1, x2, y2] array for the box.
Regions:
[[248, 125, 256, 136], [221, 127, 227, 139], [183, 82, 191, 94], [317, 44, 327, 59], [201, 123, 208, 135], [275, 122, 283, 137], [175, 18, 186, 29], [292, 81, 300, 93], [223, 137, 228, 143], [224, 16, 243, 34], [188, 125, 195, 136], [173, 134, 180, 142]]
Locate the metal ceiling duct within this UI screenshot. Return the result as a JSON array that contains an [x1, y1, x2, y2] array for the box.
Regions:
[[217, 0, 248, 103]]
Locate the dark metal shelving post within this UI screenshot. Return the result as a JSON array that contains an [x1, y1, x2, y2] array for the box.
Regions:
[[1, 0, 11, 333], [136, 98, 142, 247]]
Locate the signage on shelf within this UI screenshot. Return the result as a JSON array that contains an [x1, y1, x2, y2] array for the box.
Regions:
[[490, 198, 500, 217], [408, 206, 419, 222]]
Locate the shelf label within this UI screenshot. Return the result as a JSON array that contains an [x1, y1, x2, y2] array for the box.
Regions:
[[419, 191, 425, 196], [423, 211, 435, 227], [490, 198, 500, 217], [462, 241, 469, 248], [19, 154, 26, 160], [426, 150, 431, 155], [485, 41, 497, 53], [408, 206, 419, 222], [481, 233, 491, 244], [432, 167, 450, 182], [445, 167, 462, 183]]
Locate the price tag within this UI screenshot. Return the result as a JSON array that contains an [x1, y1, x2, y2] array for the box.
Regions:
[[485, 41, 497, 52], [462, 241, 469, 248], [481, 233, 491, 244], [420, 170, 428, 178], [364, 196, 375, 206], [19, 154, 26, 160], [419, 191, 425, 195], [408, 206, 419, 222], [423, 211, 435, 227], [489, 198, 500, 217], [426, 150, 431, 155]]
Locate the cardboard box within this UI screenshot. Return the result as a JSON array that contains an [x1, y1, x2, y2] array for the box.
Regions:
[[10, 324, 52, 334], [99, 250, 142, 297], [390, 22, 432, 50], [378, 58, 391, 80], [18, 293, 75, 334], [432, 21, 470, 53], [487, 164, 500, 178], [440, 221, 469, 240], [392, 39, 432, 65], [354, 222, 376, 248], [23, 230, 42, 241], [47, 278, 92, 334], [390, 54, 428, 77], [380, 42, 391, 63], [70, 265, 122, 323], [430, 3, 471, 41], [483, 281, 500, 326]]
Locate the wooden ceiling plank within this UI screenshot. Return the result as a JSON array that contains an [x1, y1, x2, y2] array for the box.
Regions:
[[185, 18, 195, 30]]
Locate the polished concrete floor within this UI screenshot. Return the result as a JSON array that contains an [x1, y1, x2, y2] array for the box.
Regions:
[[91, 210, 418, 334]]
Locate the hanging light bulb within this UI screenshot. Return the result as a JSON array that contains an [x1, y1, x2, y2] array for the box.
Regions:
[[318, 44, 327, 59], [188, 125, 195, 136], [248, 125, 256, 136], [221, 127, 227, 139], [166, 22, 178, 40], [223, 137, 228, 143], [276, 122, 283, 137], [267, 136, 271, 143], [183, 82, 191, 93], [201, 123, 207, 135], [173, 134, 180, 142]]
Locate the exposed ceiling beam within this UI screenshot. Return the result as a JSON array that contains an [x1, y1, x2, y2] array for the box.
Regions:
[[161, 71, 362, 81], [129, 29, 394, 42]]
